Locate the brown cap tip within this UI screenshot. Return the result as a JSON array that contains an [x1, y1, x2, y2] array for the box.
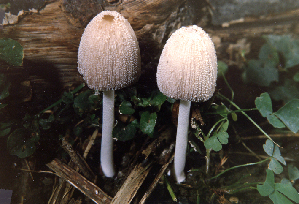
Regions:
[[78, 11, 141, 91], [156, 25, 217, 102]]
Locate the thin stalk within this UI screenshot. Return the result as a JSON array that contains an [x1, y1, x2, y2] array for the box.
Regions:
[[217, 93, 280, 147], [206, 148, 212, 174], [209, 157, 270, 180], [37, 83, 85, 116]]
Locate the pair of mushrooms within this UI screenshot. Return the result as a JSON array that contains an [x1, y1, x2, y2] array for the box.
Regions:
[[78, 11, 217, 183]]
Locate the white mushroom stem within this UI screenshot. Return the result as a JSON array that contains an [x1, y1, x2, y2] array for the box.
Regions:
[[174, 100, 191, 183], [101, 90, 115, 177]]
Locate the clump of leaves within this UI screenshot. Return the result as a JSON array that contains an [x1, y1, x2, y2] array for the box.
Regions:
[[242, 35, 299, 102], [0, 38, 23, 137]]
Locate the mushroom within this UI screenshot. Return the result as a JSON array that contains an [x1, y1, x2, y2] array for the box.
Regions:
[[78, 11, 141, 177], [156, 25, 217, 183]]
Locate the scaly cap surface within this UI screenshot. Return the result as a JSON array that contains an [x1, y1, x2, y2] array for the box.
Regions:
[[157, 25, 217, 102], [78, 11, 141, 91]]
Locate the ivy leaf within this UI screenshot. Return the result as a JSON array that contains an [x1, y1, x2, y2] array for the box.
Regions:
[[140, 111, 157, 136], [7, 128, 39, 158], [275, 99, 299, 133], [294, 72, 299, 82], [217, 60, 228, 77], [243, 59, 278, 87], [150, 91, 167, 109], [255, 92, 273, 117], [0, 38, 24, 66], [270, 79, 299, 103], [259, 44, 279, 65], [257, 169, 275, 196], [119, 101, 135, 115], [113, 119, 138, 141], [62, 92, 74, 104], [0, 122, 12, 137], [73, 90, 94, 113], [0, 73, 10, 100]]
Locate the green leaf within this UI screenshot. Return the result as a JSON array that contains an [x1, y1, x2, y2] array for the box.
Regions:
[[7, 128, 38, 158], [220, 120, 229, 132], [263, 139, 286, 170], [267, 114, 285, 128], [288, 165, 299, 182], [270, 80, 299, 103], [269, 191, 293, 204], [0, 74, 11, 100], [119, 101, 135, 115], [275, 99, 299, 133], [276, 178, 299, 203], [231, 112, 237, 121], [0, 38, 24, 66], [0, 122, 12, 137], [73, 90, 94, 113], [272, 145, 286, 166], [264, 139, 275, 157], [257, 169, 275, 196], [217, 60, 228, 77], [255, 93, 272, 117], [243, 59, 278, 87], [150, 91, 167, 108], [294, 72, 299, 82], [0, 103, 8, 109], [259, 44, 279, 65], [204, 135, 222, 152], [265, 35, 299, 69], [269, 159, 283, 174], [113, 119, 138, 141], [216, 131, 229, 145], [140, 111, 157, 136], [62, 92, 74, 104], [39, 114, 55, 130]]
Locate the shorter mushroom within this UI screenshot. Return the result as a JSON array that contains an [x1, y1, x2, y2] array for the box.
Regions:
[[78, 11, 141, 177], [156, 25, 217, 183]]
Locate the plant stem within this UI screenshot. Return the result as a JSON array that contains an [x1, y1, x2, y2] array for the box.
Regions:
[[206, 148, 211, 174], [217, 93, 280, 147], [209, 157, 270, 180], [37, 83, 85, 116]]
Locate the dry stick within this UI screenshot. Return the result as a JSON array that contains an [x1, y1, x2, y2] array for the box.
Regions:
[[61, 138, 95, 181], [84, 129, 99, 159], [47, 159, 112, 204], [139, 152, 175, 204], [232, 126, 262, 161], [111, 163, 152, 204]]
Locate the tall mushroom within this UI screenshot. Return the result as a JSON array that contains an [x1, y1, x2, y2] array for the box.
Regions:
[[78, 11, 141, 177], [156, 25, 217, 183]]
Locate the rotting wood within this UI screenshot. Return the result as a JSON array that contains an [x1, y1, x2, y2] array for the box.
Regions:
[[47, 159, 113, 204], [1, 0, 298, 97], [61, 138, 95, 181]]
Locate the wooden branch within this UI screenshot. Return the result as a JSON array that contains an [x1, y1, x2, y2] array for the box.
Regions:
[[61, 138, 95, 181], [46, 159, 112, 204]]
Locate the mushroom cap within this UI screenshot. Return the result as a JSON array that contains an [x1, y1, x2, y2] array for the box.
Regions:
[[156, 25, 217, 102], [78, 11, 141, 91]]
